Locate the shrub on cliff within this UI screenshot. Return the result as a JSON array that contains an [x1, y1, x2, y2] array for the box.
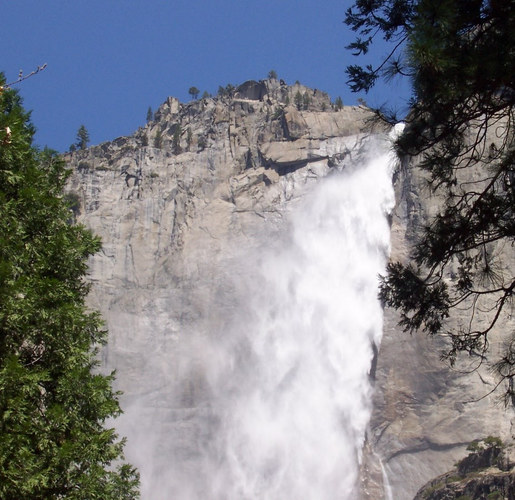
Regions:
[[0, 75, 139, 498]]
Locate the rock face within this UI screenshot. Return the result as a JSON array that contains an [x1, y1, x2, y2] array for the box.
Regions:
[[65, 79, 514, 499], [66, 79, 385, 499], [413, 438, 515, 499], [367, 148, 515, 499]]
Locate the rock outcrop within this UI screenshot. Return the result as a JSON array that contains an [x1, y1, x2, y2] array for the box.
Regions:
[[413, 438, 515, 499], [65, 78, 514, 499]]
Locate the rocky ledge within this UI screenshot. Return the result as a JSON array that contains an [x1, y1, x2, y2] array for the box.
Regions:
[[414, 438, 515, 500]]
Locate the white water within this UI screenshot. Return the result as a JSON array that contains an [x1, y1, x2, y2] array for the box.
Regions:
[[123, 130, 401, 499], [202, 131, 400, 499]]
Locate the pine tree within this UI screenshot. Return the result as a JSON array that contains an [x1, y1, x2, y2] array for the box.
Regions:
[[153, 129, 163, 149], [188, 87, 200, 100], [302, 92, 311, 110], [294, 90, 303, 110], [186, 127, 192, 150], [75, 124, 89, 150], [146, 106, 153, 122], [346, 0, 515, 399], [0, 75, 139, 498], [172, 125, 181, 154]]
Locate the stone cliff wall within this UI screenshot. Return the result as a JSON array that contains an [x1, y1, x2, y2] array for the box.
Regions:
[[66, 79, 514, 499], [66, 79, 384, 499], [368, 153, 515, 499], [66, 79, 376, 398]]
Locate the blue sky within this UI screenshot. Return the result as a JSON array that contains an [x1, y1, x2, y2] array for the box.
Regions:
[[3, 1, 411, 152]]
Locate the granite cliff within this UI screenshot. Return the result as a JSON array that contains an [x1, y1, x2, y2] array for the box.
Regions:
[[65, 78, 514, 499], [365, 126, 515, 499], [413, 437, 515, 499]]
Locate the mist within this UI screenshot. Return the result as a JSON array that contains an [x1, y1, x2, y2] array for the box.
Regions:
[[116, 129, 401, 499]]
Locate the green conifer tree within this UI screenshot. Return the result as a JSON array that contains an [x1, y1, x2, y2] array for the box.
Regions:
[[302, 92, 311, 110], [294, 90, 303, 110], [188, 87, 200, 100], [172, 125, 182, 154], [75, 124, 89, 150], [153, 129, 163, 149], [186, 127, 192, 150], [0, 74, 139, 499]]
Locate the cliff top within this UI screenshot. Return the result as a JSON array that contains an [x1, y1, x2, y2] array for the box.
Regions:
[[64, 79, 379, 178]]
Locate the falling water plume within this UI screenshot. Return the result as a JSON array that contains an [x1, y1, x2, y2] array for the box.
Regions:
[[122, 126, 403, 500]]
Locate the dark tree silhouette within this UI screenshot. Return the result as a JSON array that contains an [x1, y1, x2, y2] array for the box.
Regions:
[[188, 86, 200, 100], [346, 0, 515, 400], [76, 124, 90, 150]]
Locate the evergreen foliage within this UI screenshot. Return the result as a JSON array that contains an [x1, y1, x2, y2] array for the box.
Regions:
[[0, 75, 139, 498], [75, 125, 89, 150], [188, 87, 200, 100], [302, 92, 311, 110], [294, 90, 303, 110], [172, 125, 181, 154], [346, 0, 515, 399], [153, 129, 163, 149], [146, 106, 153, 122], [268, 69, 278, 80], [217, 84, 235, 98]]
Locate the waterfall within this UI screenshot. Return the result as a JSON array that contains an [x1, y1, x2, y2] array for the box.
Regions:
[[204, 130, 400, 499], [122, 128, 401, 499]]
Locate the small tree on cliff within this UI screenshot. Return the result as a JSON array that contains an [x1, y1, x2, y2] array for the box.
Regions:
[[75, 124, 90, 150], [172, 124, 182, 154], [154, 128, 163, 149], [294, 90, 303, 110], [302, 92, 311, 110], [0, 75, 139, 498], [188, 86, 200, 100], [346, 0, 515, 399]]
